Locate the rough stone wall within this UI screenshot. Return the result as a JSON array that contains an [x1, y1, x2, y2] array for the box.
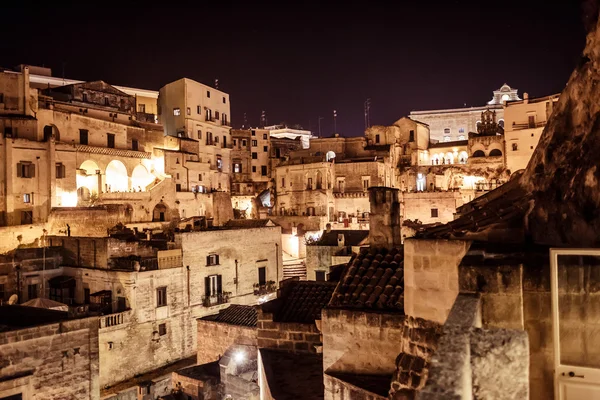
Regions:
[[306, 245, 337, 279], [257, 309, 322, 353], [47, 206, 131, 237], [401, 191, 464, 226], [324, 374, 387, 400], [55, 236, 109, 268], [0, 317, 100, 400], [368, 187, 401, 248], [404, 239, 471, 323], [0, 223, 46, 254], [322, 309, 438, 376], [196, 320, 258, 364]]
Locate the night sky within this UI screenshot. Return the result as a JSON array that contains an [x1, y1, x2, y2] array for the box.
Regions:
[[1, 1, 588, 136]]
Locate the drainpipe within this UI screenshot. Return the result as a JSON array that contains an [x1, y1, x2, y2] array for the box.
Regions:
[[235, 259, 239, 295], [275, 243, 279, 285], [186, 266, 190, 306]]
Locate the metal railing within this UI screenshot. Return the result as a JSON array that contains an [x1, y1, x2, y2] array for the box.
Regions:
[[202, 293, 230, 307]]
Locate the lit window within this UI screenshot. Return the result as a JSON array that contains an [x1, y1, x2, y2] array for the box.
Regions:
[[234, 163, 241, 173], [23, 193, 31, 203], [443, 136, 451, 142], [186, 107, 191, 115], [217, 158, 223, 170], [173, 108, 181, 116], [458, 128, 465, 133], [252, 140, 258, 146]]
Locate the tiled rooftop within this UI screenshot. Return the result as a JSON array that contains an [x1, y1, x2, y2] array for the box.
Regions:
[[201, 304, 258, 327], [275, 281, 337, 323], [328, 247, 404, 311]]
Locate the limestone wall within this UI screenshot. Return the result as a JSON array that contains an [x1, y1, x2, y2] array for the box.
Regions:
[[257, 309, 322, 353], [0, 223, 46, 254], [0, 317, 100, 400], [404, 239, 471, 324], [305, 245, 337, 279], [196, 320, 257, 364]]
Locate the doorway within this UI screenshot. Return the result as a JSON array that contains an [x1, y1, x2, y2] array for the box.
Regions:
[[551, 249, 600, 399]]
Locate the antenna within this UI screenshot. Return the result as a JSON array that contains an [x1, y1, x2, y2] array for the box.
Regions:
[[333, 110, 337, 134], [243, 113, 248, 129], [364, 99, 371, 130], [214, 78, 219, 89]]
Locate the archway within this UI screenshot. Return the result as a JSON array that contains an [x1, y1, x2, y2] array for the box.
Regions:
[[43, 125, 60, 141], [489, 149, 503, 157], [472, 150, 485, 158], [131, 165, 154, 192], [431, 154, 440, 165], [153, 203, 168, 222], [444, 152, 454, 165], [77, 160, 101, 194], [316, 171, 323, 189], [105, 160, 128, 192], [458, 151, 469, 164]]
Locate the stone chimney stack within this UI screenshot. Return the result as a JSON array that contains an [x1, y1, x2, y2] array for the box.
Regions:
[[368, 187, 401, 248], [524, 92, 529, 104]]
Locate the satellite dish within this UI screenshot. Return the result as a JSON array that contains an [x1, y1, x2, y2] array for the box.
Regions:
[[8, 294, 18, 305]]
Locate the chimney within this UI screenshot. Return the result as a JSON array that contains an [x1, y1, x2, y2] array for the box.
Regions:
[[368, 187, 401, 248], [524, 92, 529, 104]]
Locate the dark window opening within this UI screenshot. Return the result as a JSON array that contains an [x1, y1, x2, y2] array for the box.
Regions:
[[431, 208, 439, 218], [316, 271, 326, 282], [107, 133, 115, 148], [80, 129, 88, 145], [159, 323, 167, 336], [156, 286, 167, 307]]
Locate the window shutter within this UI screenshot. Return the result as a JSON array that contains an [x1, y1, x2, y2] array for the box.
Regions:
[[205, 277, 210, 297], [217, 275, 222, 294], [16, 163, 22, 177], [61, 164, 66, 178], [30, 164, 35, 178], [216, 255, 220, 265], [206, 255, 210, 266]]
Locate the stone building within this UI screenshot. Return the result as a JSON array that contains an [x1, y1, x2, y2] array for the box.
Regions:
[[409, 84, 520, 142], [0, 306, 100, 400], [503, 92, 559, 173]]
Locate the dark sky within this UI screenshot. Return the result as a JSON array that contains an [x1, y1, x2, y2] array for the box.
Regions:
[[1, 0, 588, 136]]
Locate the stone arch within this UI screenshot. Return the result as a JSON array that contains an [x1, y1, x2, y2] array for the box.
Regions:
[[77, 160, 101, 194], [153, 203, 168, 222], [131, 164, 154, 192], [316, 170, 323, 189], [43, 124, 60, 142], [489, 149, 503, 157], [105, 160, 129, 192], [472, 150, 485, 158], [458, 151, 468, 164], [444, 152, 454, 164], [326, 151, 336, 162]]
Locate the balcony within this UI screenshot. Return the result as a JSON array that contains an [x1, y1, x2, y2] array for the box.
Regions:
[[99, 310, 131, 329], [136, 112, 157, 123], [511, 121, 546, 130], [202, 292, 230, 307], [253, 281, 277, 296]]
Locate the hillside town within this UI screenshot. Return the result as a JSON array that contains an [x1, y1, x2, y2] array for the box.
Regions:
[[1, 3, 599, 400]]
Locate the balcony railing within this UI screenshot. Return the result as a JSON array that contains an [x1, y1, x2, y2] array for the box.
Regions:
[[511, 121, 546, 130], [99, 310, 131, 329], [253, 281, 277, 296], [202, 292, 230, 307]]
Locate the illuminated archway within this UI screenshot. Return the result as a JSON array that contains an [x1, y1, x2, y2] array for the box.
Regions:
[[106, 160, 129, 192], [131, 165, 154, 191], [444, 152, 454, 165], [458, 151, 468, 164], [77, 160, 100, 194]]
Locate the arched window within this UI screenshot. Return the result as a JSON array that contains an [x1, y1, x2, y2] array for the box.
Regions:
[[458, 151, 468, 164], [444, 152, 454, 164], [489, 149, 503, 157], [105, 160, 128, 192], [472, 150, 485, 158], [153, 203, 168, 222]]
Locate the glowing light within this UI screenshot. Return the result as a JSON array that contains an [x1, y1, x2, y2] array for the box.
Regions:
[[234, 351, 245, 363], [463, 175, 486, 189], [60, 191, 78, 207], [152, 156, 165, 175]]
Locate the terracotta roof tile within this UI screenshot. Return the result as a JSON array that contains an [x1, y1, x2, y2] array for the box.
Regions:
[[201, 304, 258, 327], [328, 247, 404, 312], [276, 281, 337, 323]]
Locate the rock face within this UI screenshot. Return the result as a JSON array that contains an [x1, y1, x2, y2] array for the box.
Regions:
[[522, 8, 600, 246]]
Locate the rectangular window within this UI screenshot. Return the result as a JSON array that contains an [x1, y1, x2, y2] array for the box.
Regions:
[[217, 157, 223, 170], [252, 166, 257, 173], [431, 208, 439, 218], [197, 106, 201, 114], [261, 165, 267, 176], [21, 210, 33, 224], [173, 108, 181, 116], [223, 96, 226, 104], [281, 178, 285, 188], [107, 133, 115, 148], [104, 97, 109, 106], [138, 104, 145, 113], [82, 93, 88, 102], [409, 130, 415, 142], [199, 174, 203, 181], [263, 145, 268, 152], [205, 274, 222, 296], [528, 115, 536, 128], [80, 129, 88, 145], [215, 111, 220, 120], [512, 143, 518, 151], [375, 134, 380, 144], [28, 284, 38, 300], [223, 136, 227, 148], [207, 90, 211, 98], [251, 130, 256, 136], [197, 130, 202, 139], [56, 163, 66, 179], [16, 162, 35, 178], [132, 139, 139, 151], [234, 163, 241, 173], [176, 173, 180, 179], [176, 183, 182, 192], [316, 270, 326, 282], [233, 139, 237, 146], [158, 323, 167, 336], [263, 133, 267, 139], [258, 266, 266, 285], [252, 140, 258, 146], [0, 283, 4, 301], [156, 287, 167, 307], [242, 139, 247, 147], [206, 254, 220, 266], [252, 152, 258, 159], [23, 193, 31, 203], [186, 107, 191, 115], [459, 128, 465, 133], [363, 178, 370, 191], [215, 136, 219, 144]]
